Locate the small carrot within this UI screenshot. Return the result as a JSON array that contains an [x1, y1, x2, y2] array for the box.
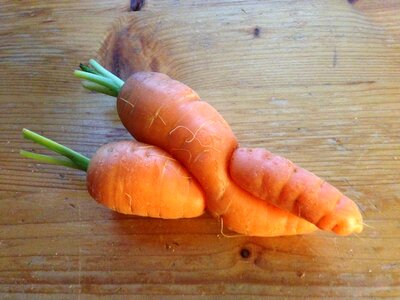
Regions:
[[20, 129, 205, 219], [229, 148, 363, 235], [75, 60, 319, 236]]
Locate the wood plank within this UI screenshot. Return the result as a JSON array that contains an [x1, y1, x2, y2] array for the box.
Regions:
[[0, 0, 399, 298]]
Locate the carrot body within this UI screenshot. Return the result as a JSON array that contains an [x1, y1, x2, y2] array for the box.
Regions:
[[87, 140, 205, 218], [229, 148, 363, 235], [117, 72, 317, 236], [219, 183, 317, 236]]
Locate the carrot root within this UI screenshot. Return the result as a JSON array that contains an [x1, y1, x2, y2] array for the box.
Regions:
[[229, 147, 363, 235]]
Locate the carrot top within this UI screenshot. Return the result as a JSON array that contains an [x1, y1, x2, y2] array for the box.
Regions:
[[20, 129, 90, 171], [74, 59, 125, 97]]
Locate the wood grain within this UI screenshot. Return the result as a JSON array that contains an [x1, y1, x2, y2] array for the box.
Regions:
[[0, 0, 399, 298]]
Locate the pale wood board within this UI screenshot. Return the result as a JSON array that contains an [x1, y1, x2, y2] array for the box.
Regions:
[[0, 0, 399, 298]]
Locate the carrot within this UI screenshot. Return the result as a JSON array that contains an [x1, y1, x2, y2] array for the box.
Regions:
[[229, 148, 363, 235], [75, 60, 319, 236], [20, 129, 205, 219]]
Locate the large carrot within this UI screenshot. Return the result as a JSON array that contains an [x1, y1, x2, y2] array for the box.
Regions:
[[20, 129, 205, 219], [74, 60, 319, 236], [230, 148, 363, 235]]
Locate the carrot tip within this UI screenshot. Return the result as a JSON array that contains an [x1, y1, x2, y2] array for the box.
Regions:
[[332, 218, 363, 235]]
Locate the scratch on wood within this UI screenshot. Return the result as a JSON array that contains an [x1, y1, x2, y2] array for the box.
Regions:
[[333, 237, 340, 257], [346, 80, 376, 85], [322, 81, 375, 86], [332, 46, 337, 68], [355, 134, 379, 165]]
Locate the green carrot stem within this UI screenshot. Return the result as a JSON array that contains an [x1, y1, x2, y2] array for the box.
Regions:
[[22, 128, 90, 171], [82, 81, 118, 97], [89, 59, 125, 89], [79, 63, 100, 75], [74, 70, 119, 94], [20, 150, 84, 171]]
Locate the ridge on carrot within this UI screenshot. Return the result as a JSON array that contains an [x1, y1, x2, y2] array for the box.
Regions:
[[230, 148, 363, 235], [20, 129, 206, 219], [74, 59, 363, 236]]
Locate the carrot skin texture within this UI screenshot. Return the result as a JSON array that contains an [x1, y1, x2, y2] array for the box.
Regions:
[[117, 73, 235, 200], [220, 183, 317, 236], [229, 148, 363, 235], [117, 73, 317, 236], [87, 141, 205, 218]]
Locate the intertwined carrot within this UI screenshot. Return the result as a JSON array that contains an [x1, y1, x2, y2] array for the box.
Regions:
[[73, 60, 363, 236]]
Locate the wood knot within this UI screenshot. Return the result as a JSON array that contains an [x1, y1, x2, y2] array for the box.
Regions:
[[297, 271, 306, 278], [130, 0, 145, 11], [253, 26, 261, 38], [240, 248, 251, 259]]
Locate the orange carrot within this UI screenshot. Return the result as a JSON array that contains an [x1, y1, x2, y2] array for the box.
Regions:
[[75, 61, 318, 236], [118, 72, 318, 236], [229, 148, 363, 235], [20, 129, 205, 219], [88, 141, 205, 218]]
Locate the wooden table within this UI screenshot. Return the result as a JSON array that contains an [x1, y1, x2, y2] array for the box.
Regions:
[[1, 0, 399, 298]]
